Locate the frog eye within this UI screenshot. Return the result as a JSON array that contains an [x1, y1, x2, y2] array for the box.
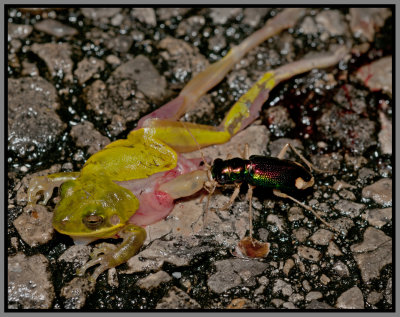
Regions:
[[83, 214, 104, 230]]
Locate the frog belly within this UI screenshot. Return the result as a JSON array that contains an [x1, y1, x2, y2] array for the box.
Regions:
[[117, 155, 203, 226]]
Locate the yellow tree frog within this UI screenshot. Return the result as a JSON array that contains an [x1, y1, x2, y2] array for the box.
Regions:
[[26, 8, 347, 282]]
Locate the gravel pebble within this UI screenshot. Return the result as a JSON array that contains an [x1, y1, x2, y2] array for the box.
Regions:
[[310, 229, 334, 246], [136, 271, 172, 290], [334, 199, 365, 218], [336, 286, 364, 309], [306, 291, 323, 301], [362, 207, 392, 228], [272, 279, 293, 297], [34, 19, 78, 38], [60, 277, 95, 309], [332, 261, 350, 277], [31, 42, 74, 81], [156, 286, 200, 309], [208, 258, 268, 294], [70, 121, 110, 155], [8, 253, 55, 309], [297, 246, 322, 262], [13, 205, 54, 247], [351, 227, 392, 283], [367, 291, 383, 305], [74, 57, 105, 84], [362, 178, 392, 206]]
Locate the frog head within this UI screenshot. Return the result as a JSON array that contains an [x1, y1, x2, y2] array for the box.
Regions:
[[52, 174, 139, 240]]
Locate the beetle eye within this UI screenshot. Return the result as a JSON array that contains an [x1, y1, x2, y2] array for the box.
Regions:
[[83, 214, 104, 230]]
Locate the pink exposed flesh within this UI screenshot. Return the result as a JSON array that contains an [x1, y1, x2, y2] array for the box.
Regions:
[[136, 95, 185, 129], [117, 155, 203, 226]]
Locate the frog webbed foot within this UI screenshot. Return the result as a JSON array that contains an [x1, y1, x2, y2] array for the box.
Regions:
[[77, 243, 118, 283], [27, 172, 80, 205], [77, 225, 147, 282], [27, 176, 58, 205]]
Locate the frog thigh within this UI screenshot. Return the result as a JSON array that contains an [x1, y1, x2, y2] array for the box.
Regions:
[[142, 119, 231, 153], [82, 129, 177, 181]]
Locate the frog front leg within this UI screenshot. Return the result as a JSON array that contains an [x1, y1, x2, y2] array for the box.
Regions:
[[27, 172, 80, 205], [77, 224, 146, 282]]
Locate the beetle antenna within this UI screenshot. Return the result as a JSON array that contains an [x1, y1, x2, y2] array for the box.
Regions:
[[179, 121, 211, 169]]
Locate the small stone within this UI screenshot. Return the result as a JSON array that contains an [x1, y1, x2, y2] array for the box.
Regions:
[[356, 56, 392, 97], [34, 19, 78, 38], [367, 291, 383, 305], [306, 300, 333, 309], [131, 8, 157, 27], [338, 189, 356, 201], [13, 205, 54, 247], [351, 227, 392, 283], [336, 286, 364, 309], [297, 246, 322, 262], [226, 298, 257, 309], [306, 291, 323, 301], [330, 217, 355, 235], [327, 241, 343, 256], [272, 279, 293, 297], [362, 207, 392, 228], [320, 274, 330, 285], [349, 8, 391, 42], [310, 229, 334, 246], [283, 258, 295, 276], [156, 286, 200, 309], [209, 8, 241, 24], [288, 293, 304, 304], [105, 54, 120, 65], [74, 57, 105, 84], [60, 277, 95, 309], [31, 42, 74, 82], [333, 180, 356, 191], [334, 199, 365, 218], [8, 253, 55, 309], [8, 23, 33, 40], [207, 258, 268, 294], [282, 302, 297, 309], [58, 245, 91, 266], [385, 278, 392, 305], [136, 271, 172, 290], [266, 214, 286, 232], [302, 280, 312, 292], [378, 110, 392, 154], [292, 227, 310, 243], [271, 298, 284, 308], [288, 207, 304, 222], [362, 178, 392, 206], [70, 121, 110, 155], [332, 261, 350, 277], [315, 10, 347, 36]]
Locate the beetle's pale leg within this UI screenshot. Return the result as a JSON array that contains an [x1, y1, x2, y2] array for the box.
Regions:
[[247, 184, 255, 240], [220, 184, 241, 211], [272, 189, 339, 233], [278, 143, 331, 174]]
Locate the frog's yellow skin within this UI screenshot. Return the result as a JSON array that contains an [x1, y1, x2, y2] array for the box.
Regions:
[[26, 8, 347, 282]]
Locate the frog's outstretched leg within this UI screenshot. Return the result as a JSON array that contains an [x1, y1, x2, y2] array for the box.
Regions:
[[137, 8, 306, 128], [77, 225, 146, 282], [140, 46, 348, 153], [27, 172, 80, 205]]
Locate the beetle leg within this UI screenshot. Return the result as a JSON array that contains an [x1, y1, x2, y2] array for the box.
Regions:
[[277, 143, 330, 174], [220, 183, 241, 211], [247, 184, 256, 239], [272, 189, 339, 233]]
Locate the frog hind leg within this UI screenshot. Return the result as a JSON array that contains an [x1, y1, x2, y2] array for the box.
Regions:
[[77, 225, 147, 282]]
